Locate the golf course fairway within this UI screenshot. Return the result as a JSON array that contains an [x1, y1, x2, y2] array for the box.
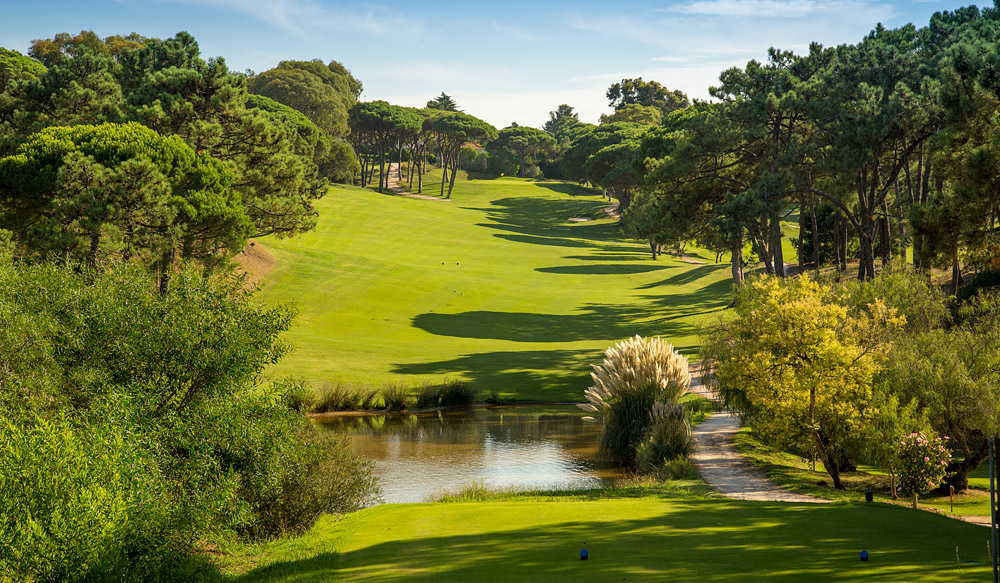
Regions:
[[256, 174, 732, 402]]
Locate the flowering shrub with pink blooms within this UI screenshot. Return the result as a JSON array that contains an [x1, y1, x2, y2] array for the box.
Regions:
[[895, 432, 951, 498]]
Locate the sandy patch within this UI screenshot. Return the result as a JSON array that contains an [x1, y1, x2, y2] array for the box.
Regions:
[[233, 239, 275, 288]]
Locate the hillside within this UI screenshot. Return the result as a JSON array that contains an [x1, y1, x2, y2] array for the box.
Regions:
[[255, 174, 732, 402]]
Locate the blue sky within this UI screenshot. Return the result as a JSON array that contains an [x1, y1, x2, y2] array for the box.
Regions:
[[0, 0, 979, 128]]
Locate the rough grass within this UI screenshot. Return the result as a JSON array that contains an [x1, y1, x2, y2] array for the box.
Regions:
[[220, 495, 992, 582], [256, 173, 733, 402], [733, 427, 996, 519]]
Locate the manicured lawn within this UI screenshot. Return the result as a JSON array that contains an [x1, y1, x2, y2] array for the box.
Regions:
[[223, 497, 992, 582], [257, 172, 733, 402]]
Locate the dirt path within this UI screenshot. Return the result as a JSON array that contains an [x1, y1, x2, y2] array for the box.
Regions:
[[687, 362, 831, 503], [383, 163, 450, 201]]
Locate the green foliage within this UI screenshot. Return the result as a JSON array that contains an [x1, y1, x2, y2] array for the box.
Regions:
[[0, 122, 249, 270], [248, 59, 361, 140], [0, 261, 378, 580], [380, 384, 410, 412], [425, 92, 459, 112], [0, 47, 45, 92], [491, 126, 556, 177], [2, 32, 329, 245], [704, 275, 904, 489], [0, 415, 173, 582], [895, 432, 951, 500], [600, 103, 663, 126], [636, 403, 694, 473], [606, 77, 689, 115]]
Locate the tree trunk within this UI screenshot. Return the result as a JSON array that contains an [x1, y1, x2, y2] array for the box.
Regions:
[[952, 242, 962, 295], [797, 193, 805, 271], [750, 231, 774, 276], [731, 230, 744, 285], [833, 212, 842, 272], [771, 207, 785, 277], [440, 154, 448, 198], [447, 161, 458, 198], [811, 194, 820, 270], [880, 197, 892, 267], [417, 155, 424, 193], [378, 148, 386, 193], [89, 232, 101, 265], [942, 435, 988, 494]]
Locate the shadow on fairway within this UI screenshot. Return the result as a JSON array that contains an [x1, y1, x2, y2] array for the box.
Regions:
[[536, 264, 673, 275], [562, 253, 653, 262], [392, 348, 606, 400], [532, 182, 605, 197], [231, 501, 991, 582]]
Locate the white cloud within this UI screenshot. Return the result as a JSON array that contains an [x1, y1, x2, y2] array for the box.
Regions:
[[669, 0, 895, 19], [671, 0, 820, 18], [490, 21, 540, 43], [155, 0, 423, 38]]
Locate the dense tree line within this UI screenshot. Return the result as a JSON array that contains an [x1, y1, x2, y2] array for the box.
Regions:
[[0, 31, 354, 283], [611, 7, 1000, 289]]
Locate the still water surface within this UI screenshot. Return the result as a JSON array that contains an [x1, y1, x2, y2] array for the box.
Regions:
[[317, 405, 626, 503]]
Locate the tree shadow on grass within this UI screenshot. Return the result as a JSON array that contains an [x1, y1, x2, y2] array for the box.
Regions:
[[391, 349, 606, 401], [229, 501, 990, 582], [532, 181, 605, 197], [562, 253, 653, 262], [535, 264, 673, 275]]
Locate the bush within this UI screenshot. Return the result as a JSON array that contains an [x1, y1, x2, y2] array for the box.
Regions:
[[580, 335, 691, 466], [657, 456, 699, 481], [636, 402, 694, 473], [380, 384, 410, 411], [278, 377, 316, 413], [415, 384, 441, 409], [895, 431, 951, 506], [0, 415, 188, 583], [0, 261, 380, 578], [438, 380, 476, 407], [235, 411, 380, 539]]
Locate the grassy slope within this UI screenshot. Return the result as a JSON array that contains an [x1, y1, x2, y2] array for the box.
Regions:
[[258, 173, 732, 402], [225, 497, 991, 582]]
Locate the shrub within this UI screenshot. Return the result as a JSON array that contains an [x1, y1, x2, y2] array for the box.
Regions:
[[314, 383, 361, 411], [0, 261, 380, 577], [0, 415, 187, 583], [278, 377, 316, 413], [380, 384, 410, 411], [236, 414, 380, 539], [895, 431, 951, 507], [415, 384, 441, 409], [438, 380, 476, 407], [636, 402, 694, 473], [580, 335, 691, 466], [657, 456, 699, 481]]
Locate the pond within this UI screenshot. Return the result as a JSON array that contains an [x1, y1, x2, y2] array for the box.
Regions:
[[316, 405, 626, 503]]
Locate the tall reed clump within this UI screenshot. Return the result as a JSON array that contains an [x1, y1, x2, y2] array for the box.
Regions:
[[579, 335, 692, 468]]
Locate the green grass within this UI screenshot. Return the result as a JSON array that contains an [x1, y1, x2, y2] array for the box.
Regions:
[[258, 172, 733, 402], [734, 428, 997, 519], [221, 496, 992, 582]]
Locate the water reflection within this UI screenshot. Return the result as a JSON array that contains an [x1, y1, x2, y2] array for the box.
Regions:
[[316, 406, 625, 503]]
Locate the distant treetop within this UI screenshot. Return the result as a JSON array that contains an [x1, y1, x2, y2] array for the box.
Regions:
[[426, 92, 460, 112]]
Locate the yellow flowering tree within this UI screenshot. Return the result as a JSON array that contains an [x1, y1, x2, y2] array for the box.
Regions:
[[703, 275, 904, 489]]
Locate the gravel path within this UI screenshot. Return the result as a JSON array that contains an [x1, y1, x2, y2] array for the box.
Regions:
[[687, 363, 830, 503], [383, 163, 450, 201]]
